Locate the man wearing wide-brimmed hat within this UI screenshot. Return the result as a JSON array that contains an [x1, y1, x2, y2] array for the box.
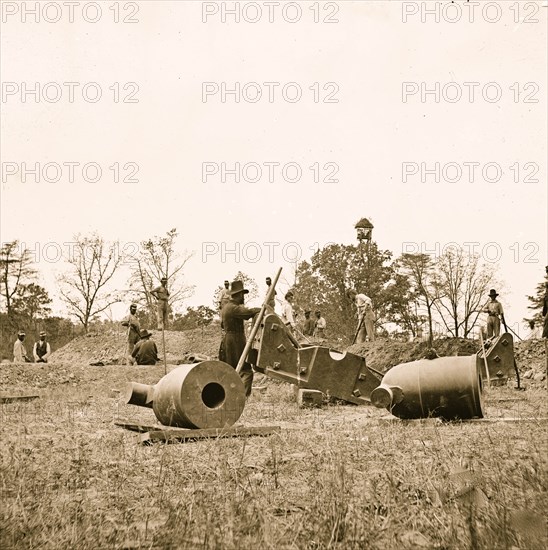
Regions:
[[33, 331, 51, 363], [482, 289, 504, 339], [13, 331, 31, 363], [132, 329, 159, 365], [220, 280, 261, 397], [151, 277, 170, 330]]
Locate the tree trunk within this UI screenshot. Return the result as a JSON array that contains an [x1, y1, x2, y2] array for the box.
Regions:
[[427, 303, 434, 348]]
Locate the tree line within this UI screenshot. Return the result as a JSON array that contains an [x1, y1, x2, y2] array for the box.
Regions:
[[1, 231, 545, 359]]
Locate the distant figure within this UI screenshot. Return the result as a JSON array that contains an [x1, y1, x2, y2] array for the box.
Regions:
[[303, 310, 315, 336], [482, 289, 504, 339], [132, 329, 159, 365], [281, 291, 296, 333], [314, 311, 326, 339], [219, 280, 231, 312], [33, 331, 51, 363], [347, 289, 375, 343], [150, 277, 170, 330], [265, 276, 277, 310], [13, 331, 31, 363], [121, 303, 140, 365]]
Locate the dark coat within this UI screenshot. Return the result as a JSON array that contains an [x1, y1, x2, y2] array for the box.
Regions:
[[221, 300, 260, 368], [132, 339, 159, 365]]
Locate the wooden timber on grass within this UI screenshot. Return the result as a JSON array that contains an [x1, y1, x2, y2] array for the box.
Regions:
[[0, 392, 40, 403], [378, 416, 548, 424], [114, 420, 159, 433], [141, 425, 281, 445]]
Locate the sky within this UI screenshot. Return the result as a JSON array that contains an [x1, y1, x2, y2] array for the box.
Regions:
[[1, 0, 547, 335]]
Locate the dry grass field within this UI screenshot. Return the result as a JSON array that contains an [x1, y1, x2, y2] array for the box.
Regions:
[[1, 334, 546, 550]]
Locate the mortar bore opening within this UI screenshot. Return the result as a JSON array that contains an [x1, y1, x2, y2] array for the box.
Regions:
[[202, 383, 226, 409]]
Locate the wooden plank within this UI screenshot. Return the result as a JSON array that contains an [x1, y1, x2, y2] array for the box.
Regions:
[[0, 393, 40, 403], [114, 421, 161, 433], [141, 425, 281, 444], [378, 416, 548, 424], [463, 417, 548, 423]]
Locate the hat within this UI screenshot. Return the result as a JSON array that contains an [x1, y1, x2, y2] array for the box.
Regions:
[[130, 303, 137, 309], [39, 331, 46, 337], [285, 291, 294, 299], [488, 289, 499, 298], [18, 330, 26, 337], [229, 280, 249, 296], [304, 310, 311, 315], [315, 310, 321, 315], [139, 329, 152, 338], [160, 277, 168, 283]]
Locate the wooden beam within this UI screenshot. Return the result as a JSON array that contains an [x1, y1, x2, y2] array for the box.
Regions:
[[114, 421, 160, 433], [0, 393, 40, 404], [141, 425, 281, 444]]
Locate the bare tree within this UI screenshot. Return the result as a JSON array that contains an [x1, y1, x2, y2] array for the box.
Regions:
[[432, 247, 499, 338], [58, 234, 123, 332], [128, 228, 195, 321], [0, 241, 36, 315], [397, 253, 439, 346]]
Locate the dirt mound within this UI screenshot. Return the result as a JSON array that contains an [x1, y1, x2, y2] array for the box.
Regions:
[[347, 336, 546, 386], [0, 361, 169, 391], [347, 337, 478, 373], [514, 339, 547, 383], [49, 325, 223, 365]]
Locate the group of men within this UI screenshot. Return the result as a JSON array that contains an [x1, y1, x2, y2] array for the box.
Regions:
[[219, 278, 329, 340], [121, 303, 159, 365], [216, 277, 379, 396], [13, 331, 51, 363], [282, 298, 327, 339]]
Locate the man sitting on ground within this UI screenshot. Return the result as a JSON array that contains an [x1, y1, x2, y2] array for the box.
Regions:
[[33, 331, 51, 363], [131, 329, 159, 365]]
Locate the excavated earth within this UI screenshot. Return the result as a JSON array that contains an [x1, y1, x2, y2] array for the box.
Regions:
[[1, 327, 545, 391]]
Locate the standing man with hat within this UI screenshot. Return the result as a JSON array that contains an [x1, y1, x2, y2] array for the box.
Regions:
[[33, 331, 51, 363], [483, 289, 505, 339], [132, 329, 159, 365], [221, 280, 261, 397], [150, 277, 170, 331], [13, 331, 31, 363], [121, 303, 141, 365]]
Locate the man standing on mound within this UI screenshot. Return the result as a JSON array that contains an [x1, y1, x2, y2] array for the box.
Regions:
[[482, 289, 504, 339], [151, 277, 170, 331]]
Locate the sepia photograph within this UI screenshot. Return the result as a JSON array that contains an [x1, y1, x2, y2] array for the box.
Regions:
[[1, 1, 547, 548]]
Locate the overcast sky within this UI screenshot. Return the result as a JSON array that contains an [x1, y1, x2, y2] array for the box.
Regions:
[[1, 1, 546, 334]]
